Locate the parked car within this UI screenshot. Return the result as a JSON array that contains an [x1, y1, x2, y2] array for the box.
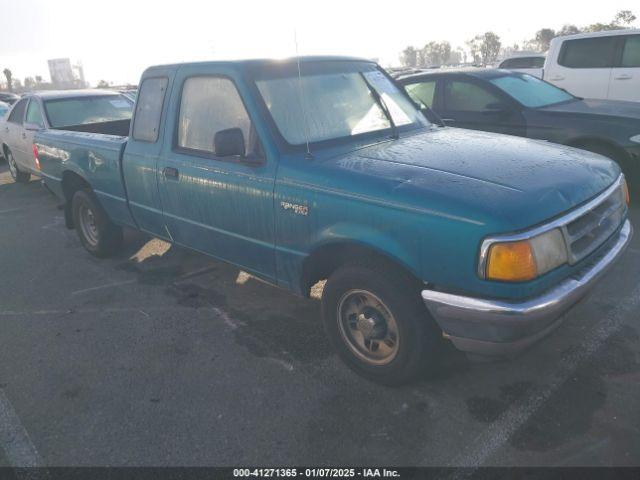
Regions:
[[498, 54, 546, 78], [0, 92, 20, 105], [0, 101, 9, 118], [398, 69, 640, 187], [120, 89, 138, 102], [34, 57, 631, 385], [0, 90, 133, 183], [543, 29, 640, 102], [0, 101, 8, 160]]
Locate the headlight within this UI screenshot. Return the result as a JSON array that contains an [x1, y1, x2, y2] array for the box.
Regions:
[[484, 228, 568, 282], [630, 134, 640, 144]]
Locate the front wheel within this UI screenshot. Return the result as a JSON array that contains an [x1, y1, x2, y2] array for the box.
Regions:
[[6, 149, 31, 184], [72, 189, 123, 257], [321, 263, 441, 385]]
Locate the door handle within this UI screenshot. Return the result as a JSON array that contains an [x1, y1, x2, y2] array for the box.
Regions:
[[163, 166, 179, 180], [21, 132, 26, 139], [614, 74, 632, 80], [548, 75, 565, 81]]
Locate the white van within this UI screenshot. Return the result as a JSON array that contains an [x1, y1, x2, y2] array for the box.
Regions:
[[544, 29, 640, 102]]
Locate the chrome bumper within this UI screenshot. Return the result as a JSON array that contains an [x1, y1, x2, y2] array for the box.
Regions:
[[422, 220, 632, 357]]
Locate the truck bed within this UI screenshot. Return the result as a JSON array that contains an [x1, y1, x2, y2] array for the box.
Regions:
[[35, 128, 136, 228]]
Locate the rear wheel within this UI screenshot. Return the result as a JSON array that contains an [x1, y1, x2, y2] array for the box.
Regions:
[[72, 189, 123, 257], [5, 149, 31, 184], [321, 262, 441, 385]]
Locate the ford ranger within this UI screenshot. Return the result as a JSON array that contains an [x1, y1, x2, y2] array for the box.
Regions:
[[34, 57, 632, 384]]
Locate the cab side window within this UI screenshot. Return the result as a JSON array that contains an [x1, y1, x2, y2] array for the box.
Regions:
[[26, 100, 45, 128], [177, 76, 259, 158], [621, 35, 640, 68], [7, 98, 28, 124], [559, 37, 618, 68], [405, 80, 437, 109], [132, 77, 168, 142], [444, 80, 501, 112]]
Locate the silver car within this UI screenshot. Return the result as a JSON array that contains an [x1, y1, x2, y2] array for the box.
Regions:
[[0, 90, 133, 183]]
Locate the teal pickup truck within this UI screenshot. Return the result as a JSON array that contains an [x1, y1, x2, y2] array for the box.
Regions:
[[34, 57, 632, 384]]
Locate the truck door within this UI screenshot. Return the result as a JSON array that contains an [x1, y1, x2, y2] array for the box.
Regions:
[[545, 36, 616, 100], [608, 34, 640, 102], [122, 74, 172, 237], [157, 68, 277, 282]]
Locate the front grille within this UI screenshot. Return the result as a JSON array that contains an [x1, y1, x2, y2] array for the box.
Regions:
[[563, 182, 627, 264]]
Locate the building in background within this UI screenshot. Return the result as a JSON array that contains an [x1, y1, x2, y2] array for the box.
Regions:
[[47, 58, 88, 89]]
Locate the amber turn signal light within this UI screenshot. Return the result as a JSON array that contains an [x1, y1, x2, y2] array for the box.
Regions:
[[486, 240, 537, 282]]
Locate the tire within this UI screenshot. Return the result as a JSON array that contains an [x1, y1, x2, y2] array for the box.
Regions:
[[321, 262, 441, 385], [5, 149, 31, 184], [71, 189, 123, 257]]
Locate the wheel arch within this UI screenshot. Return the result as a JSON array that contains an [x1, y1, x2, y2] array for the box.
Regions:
[[300, 239, 423, 298], [566, 136, 629, 162], [61, 170, 91, 228]]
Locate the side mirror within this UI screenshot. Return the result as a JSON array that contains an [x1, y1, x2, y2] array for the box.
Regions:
[[24, 122, 43, 131], [214, 128, 245, 157], [420, 107, 446, 127]]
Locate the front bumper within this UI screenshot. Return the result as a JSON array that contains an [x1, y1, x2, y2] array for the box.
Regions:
[[421, 220, 632, 357]]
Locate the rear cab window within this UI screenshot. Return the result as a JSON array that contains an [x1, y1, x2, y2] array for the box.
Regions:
[[132, 77, 168, 142]]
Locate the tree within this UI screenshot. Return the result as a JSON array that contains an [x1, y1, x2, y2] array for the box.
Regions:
[[586, 9, 637, 31], [3, 68, 13, 91], [400, 46, 418, 68], [613, 10, 636, 26], [500, 43, 522, 59], [24, 77, 35, 90], [97, 80, 110, 88], [467, 32, 502, 65], [557, 24, 581, 36], [533, 28, 556, 51], [35, 75, 43, 85], [419, 41, 452, 67]]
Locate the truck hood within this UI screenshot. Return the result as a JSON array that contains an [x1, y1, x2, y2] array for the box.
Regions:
[[331, 127, 619, 231], [538, 98, 640, 121]]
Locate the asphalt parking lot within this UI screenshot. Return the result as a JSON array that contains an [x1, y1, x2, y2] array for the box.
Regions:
[[0, 162, 639, 468]]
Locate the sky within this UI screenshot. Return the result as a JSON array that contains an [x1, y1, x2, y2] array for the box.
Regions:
[[0, 0, 637, 86]]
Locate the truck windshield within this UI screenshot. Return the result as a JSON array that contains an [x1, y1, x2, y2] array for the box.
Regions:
[[489, 74, 575, 108], [44, 95, 133, 128], [256, 69, 428, 146]]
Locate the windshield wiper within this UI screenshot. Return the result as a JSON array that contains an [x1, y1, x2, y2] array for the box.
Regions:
[[361, 73, 399, 140]]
